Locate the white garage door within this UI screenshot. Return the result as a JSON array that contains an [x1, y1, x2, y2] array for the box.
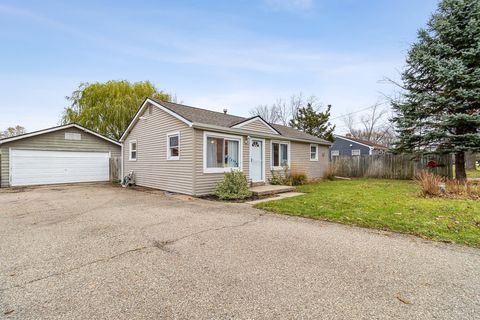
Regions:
[[10, 149, 110, 186]]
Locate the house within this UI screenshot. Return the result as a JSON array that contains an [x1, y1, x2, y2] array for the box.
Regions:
[[0, 124, 121, 188], [120, 98, 331, 196], [329, 134, 387, 159]]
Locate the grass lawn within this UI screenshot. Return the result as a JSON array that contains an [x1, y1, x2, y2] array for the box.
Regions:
[[468, 167, 480, 178], [255, 179, 480, 247]]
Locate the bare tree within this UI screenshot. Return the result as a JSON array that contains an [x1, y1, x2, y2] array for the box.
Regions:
[[360, 102, 388, 141], [250, 93, 326, 126], [342, 102, 396, 146], [0, 125, 26, 139], [274, 98, 289, 126], [249, 104, 280, 124]]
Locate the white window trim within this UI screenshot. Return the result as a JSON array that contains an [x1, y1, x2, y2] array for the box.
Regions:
[[249, 138, 266, 182], [352, 149, 361, 156], [310, 144, 318, 161], [166, 131, 180, 160], [203, 131, 243, 174], [129, 140, 137, 161], [331, 150, 340, 157], [270, 140, 290, 170]]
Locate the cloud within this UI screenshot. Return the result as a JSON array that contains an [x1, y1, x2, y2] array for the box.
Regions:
[[263, 0, 315, 12]]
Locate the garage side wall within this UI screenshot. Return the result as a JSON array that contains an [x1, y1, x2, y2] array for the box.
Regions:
[[0, 127, 121, 188], [122, 105, 195, 195]]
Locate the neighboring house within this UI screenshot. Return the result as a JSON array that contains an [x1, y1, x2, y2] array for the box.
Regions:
[[0, 124, 121, 188], [120, 98, 331, 196], [330, 134, 388, 159]]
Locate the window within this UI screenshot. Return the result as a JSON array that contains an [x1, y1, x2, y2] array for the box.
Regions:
[[129, 140, 137, 161], [352, 149, 361, 156], [167, 132, 180, 160], [331, 150, 340, 157], [65, 132, 81, 140], [204, 133, 241, 173], [272, 142, 289, 168], [310, 144, 318, 161]]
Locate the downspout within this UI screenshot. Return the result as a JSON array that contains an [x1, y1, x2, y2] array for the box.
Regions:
[[191, 128, 197, 196], [120, 143, 124, 180]]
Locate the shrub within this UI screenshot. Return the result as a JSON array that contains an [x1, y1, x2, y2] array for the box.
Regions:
[[445, 179, 466, 196], [214, 171, 252, 200], [324, 163, 337, 180], [269, 171, 283, 185], [446, 179, 480, 199], [416, 171, 442, 197], [286, 172, 308, 186]]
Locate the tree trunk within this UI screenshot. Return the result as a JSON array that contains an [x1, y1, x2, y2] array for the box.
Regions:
[[455, 152, 467, 181]]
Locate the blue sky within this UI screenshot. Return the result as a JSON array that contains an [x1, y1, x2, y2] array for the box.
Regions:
[[0, 0, 438, 133]]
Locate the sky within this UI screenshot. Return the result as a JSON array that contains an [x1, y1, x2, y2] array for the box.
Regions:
[[0, 0, 439, 133]]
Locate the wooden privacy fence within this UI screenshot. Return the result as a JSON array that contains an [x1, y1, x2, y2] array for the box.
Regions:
[[332, 154, 453, 180]]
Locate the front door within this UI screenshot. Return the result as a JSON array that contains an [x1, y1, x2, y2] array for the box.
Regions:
[[250, 139, 263, 182]]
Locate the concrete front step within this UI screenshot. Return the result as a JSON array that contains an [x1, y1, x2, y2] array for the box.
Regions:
[[249, 185, 295, 197]]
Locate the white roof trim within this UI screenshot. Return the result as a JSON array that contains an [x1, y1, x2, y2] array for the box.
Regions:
[[231, 116, 279, 135], [0, 123, 121, 146], [119, 98, 193, 142], [334, 135, 386, 149]]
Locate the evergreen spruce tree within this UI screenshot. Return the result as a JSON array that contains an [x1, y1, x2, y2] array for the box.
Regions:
[[289, 103, 335, 142], [392, 0, 480, 180]]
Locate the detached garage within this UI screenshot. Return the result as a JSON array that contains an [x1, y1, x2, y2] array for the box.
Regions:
[[0, 124, 121, 188]]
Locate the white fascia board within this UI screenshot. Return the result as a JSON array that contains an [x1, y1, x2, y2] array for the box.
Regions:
[[119, 98, 193, 142], [0, 124, 121, 146], [334, 135, 376, 149], [231, 116, 279, 135]]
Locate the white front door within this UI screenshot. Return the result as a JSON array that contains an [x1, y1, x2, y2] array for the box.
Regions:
[[250, 139, 263, 182]]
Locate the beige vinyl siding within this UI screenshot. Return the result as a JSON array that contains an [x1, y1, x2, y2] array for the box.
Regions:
[[236, 119, 278, 135], [193, 129, 249, 196], [290, 142, 329, 179], [267, 141, 328, 180], [123, 105, 194, 195], [0, 127, 120, 188]]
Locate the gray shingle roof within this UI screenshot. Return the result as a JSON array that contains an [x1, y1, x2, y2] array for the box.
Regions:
[[151, 98, 331, 145], [336, 135, 387, 149]]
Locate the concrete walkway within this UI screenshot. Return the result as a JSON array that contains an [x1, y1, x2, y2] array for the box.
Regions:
[[246, 191, 305, 204]]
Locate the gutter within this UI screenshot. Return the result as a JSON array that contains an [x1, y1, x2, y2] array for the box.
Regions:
[[191, 122, 332, 146]]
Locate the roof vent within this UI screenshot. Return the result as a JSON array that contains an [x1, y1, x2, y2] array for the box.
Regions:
[[223, 109, 228, 114]]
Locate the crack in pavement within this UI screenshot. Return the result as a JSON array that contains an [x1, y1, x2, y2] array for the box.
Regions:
[[156, 214, 262, 249], [0, 214, 261, 292], [0, 246, 150, 292]]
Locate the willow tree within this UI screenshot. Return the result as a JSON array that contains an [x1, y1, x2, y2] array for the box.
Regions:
[[392, 0, 480, 180], [62, 80, 171, 140]]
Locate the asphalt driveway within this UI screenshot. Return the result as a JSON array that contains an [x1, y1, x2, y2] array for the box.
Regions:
[[0, 184, 479, 319]]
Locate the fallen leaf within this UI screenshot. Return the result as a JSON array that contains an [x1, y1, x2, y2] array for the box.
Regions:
[[396, 294, 412, 305]]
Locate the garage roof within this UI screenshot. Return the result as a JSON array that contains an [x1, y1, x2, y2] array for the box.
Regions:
[[0, 123, 121, 146]]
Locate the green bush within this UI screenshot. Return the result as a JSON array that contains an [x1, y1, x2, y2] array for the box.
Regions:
[[285, 172, 308, 186], [214, 171, 252, 200], [269, 171, 283, 185]]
